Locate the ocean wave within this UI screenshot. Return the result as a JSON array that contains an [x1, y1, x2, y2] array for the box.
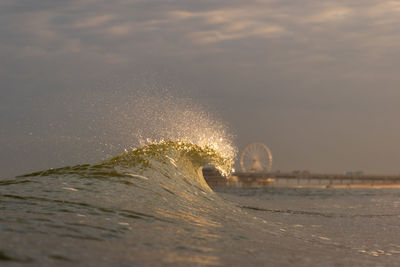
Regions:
[[19, 140, 234, 195]]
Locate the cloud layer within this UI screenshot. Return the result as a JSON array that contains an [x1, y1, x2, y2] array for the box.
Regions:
[[2, 0, 400, 175]]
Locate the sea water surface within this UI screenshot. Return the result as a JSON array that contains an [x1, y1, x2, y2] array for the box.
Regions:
[[1, 140, 400, 266]]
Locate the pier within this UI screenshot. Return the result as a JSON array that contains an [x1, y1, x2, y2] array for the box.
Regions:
[[203, 168, 400, 188]]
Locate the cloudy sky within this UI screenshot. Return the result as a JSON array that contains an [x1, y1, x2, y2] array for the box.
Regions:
[[2, 0, 400, 176]]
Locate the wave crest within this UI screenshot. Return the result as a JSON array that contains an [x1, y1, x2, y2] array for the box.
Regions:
[[106, 140, 233, 176]]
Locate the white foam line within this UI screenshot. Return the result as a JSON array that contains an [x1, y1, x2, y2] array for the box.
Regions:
[[126, 173, 149, 180], [62, 187, 78, 191]]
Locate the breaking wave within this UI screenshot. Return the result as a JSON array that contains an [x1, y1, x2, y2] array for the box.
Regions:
[[19, 140, 234, 196]]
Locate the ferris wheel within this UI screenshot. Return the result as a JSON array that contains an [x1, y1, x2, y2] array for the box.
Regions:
[[240, 143, 273, 173]]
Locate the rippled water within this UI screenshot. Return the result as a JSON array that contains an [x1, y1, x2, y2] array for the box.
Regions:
[[1, 141, 400, 266], [215, 187, 400, 265]]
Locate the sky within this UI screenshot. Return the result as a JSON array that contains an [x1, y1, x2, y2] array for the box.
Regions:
[[2, 0, 400, 176]]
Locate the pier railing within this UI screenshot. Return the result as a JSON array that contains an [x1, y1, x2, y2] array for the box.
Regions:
[[203, 168, 400, 188]]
